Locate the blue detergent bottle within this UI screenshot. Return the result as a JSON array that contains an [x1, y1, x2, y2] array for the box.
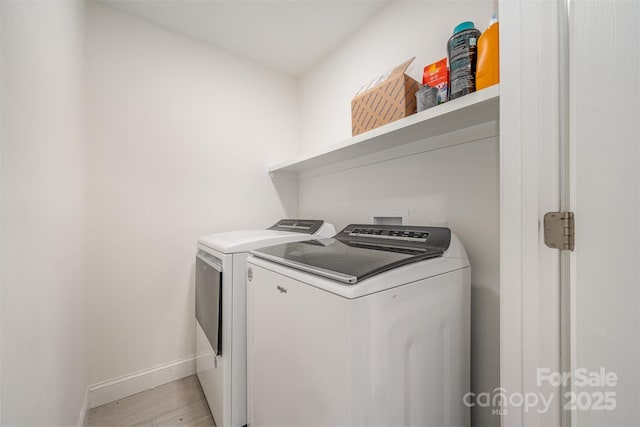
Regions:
[[447, 21, 482, 100]]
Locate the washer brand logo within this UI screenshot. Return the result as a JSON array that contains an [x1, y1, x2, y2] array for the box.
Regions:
[[277, 285, 288, 294], [247, 267, 253, 281]]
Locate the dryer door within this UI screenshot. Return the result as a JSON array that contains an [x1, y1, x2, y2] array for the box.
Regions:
[[196, 251, 223, 355]]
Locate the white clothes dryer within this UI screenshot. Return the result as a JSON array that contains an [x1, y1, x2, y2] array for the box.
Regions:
[[247, 224, 470, 427], [195, 219, 335, 427]]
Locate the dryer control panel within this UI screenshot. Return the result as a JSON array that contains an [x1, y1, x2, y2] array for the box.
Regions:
[[268, 219, 325, 234]]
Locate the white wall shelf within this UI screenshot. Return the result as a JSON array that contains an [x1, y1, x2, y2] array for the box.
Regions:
[[269, 84, 499, 178]]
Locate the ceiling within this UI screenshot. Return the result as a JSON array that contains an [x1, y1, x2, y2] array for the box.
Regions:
[[100, 0, 391, 76]]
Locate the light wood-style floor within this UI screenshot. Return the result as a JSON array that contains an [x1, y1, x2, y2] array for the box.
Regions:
[[88, 375, 216, 427]]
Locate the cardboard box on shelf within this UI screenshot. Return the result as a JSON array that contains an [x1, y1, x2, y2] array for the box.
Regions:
[[351, 57, 420, 137]]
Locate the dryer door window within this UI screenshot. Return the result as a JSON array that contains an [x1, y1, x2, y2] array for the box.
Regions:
[[196, 251, 222, 355]]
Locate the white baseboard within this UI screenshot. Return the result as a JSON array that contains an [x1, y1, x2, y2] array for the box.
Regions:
[[88, 355, 197, 409], [77, 388, 90, 427]]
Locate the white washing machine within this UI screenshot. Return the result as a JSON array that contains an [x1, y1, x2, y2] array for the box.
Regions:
[[246, 224, 470, 427], [195, 219, 335, 427]]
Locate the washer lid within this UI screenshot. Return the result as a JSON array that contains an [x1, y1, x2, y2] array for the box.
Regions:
[[251, 225, 451, 284]]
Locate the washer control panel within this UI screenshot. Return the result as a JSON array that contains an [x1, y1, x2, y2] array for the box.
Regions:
[[338, 224, 451, 252], [349, 227, 429, 242]]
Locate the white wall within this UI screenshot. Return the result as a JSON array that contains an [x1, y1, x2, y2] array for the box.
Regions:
[[85, 3, 299, 388], [295, 2, 499, 426], [1, 1, 88, 425]]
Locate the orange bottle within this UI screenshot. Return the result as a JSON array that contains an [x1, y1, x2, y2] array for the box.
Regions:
[[476, 14, 500, 90]]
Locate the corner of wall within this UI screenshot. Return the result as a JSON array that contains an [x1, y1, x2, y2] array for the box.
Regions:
[[77, 389, 90, 427], [0, 0, 4, 420]]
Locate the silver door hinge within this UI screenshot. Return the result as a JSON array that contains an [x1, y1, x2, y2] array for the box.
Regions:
[[544, 211, 575, 251]]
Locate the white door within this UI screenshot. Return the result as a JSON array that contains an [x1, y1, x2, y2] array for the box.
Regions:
[[500, 1, 639, 426], [569, 1, 639, 426]]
